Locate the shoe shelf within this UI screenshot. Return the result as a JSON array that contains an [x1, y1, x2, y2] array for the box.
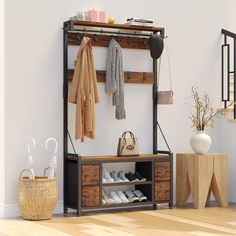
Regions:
[[81, 201, 154, 213], [102, 181, 153, 187], [64, 154, 173, 216]]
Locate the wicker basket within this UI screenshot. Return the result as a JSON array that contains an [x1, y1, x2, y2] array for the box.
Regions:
[[17, 169, 57, 220]]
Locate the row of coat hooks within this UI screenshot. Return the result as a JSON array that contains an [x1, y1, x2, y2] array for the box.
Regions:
[[76, 27, 154, 38], [67, 69, 154, 84], [76, 30, 151, 46], [67, 21, 165, 84], [68, 21, 166, 53]]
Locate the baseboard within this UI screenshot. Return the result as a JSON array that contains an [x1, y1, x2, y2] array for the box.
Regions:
[[0, 200, 64, 218], [0, 204, 4, 218]]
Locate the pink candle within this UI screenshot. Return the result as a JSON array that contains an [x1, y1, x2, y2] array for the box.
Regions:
[[98, 11, 105, 23], [87, 9, 97, 22]]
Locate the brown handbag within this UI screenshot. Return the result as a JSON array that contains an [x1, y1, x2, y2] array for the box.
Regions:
[[117, 131, 139, 157], [157, 91, 173, 104]]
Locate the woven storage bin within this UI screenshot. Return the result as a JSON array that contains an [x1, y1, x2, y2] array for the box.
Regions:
[[17, 169, 57, 220]]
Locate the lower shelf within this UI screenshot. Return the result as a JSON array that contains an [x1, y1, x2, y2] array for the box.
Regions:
[[81, 201, 153, 212]]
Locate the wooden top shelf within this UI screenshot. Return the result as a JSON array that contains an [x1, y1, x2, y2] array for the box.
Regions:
[[67, 154, 171, 163], [69, 20, 164, 33]]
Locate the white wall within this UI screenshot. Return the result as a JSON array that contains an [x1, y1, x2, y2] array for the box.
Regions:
[[4, 0, 228, 216], [228, 0, 236, 32], [217, 0, 236, 203], [0, 0, 5, 218]]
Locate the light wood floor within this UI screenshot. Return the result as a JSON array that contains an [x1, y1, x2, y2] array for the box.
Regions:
[[1, 204, 236, 236]]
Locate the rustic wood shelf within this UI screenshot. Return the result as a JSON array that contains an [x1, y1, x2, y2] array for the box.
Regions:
[[67, 154, 170, 163], [70, 20, 164, 33], [68, 69, 154, 84]]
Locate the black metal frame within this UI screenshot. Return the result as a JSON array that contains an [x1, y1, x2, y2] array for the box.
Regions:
[[63, 20, 173, 215], [221, 29, 236, 118]]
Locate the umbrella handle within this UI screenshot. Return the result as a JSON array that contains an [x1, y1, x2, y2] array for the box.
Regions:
[[45, 138, 58, 154]]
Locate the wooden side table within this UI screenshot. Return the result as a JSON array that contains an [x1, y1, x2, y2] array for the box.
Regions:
[[176, 153, 228, 209]]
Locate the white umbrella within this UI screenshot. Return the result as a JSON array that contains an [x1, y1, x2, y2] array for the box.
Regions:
[[45, 138, 58, 179], [27, 137, 36, 179]]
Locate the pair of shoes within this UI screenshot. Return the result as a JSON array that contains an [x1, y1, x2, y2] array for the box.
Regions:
[[125, 172, 146, 182], [118, 171, 129, 182], [110, 170, 130, 183], [110, 191, 129, 204], [102, 189, 115, 205], [124, 190, 147, 203], [133, 190, 148, 202], [103, 169, 129, 183], [102, 168, 114, 183], [102, 189, 129, 204], [110, 170, 123, 183]]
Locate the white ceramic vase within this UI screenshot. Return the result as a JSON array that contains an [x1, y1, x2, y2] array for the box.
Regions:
[[190, 131, 212, 155]]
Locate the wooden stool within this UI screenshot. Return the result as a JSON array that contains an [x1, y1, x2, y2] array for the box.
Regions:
[[176, 153, 228, 209]]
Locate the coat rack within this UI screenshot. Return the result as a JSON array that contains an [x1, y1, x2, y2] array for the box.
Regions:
[[63, 20, 170, 157], [63, 20, 173, 216]]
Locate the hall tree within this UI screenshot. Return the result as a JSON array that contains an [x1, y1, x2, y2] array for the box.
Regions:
[[63, 20, 173, 215]]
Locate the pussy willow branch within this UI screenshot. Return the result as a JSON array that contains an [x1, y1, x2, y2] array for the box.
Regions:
[[203, 102, 234, 127]]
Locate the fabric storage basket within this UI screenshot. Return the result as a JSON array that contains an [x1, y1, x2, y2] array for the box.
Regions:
[[17, 169, 57, 220]]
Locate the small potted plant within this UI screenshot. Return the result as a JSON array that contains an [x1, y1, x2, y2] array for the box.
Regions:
[[189, 86, 230, 154]]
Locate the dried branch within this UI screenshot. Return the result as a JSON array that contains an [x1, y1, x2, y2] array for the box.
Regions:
[[189, 86, 231, 131]]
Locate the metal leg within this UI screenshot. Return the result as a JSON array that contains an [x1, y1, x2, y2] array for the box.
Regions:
[[77, 209, 81, 216], [64, 207, 68, 214]]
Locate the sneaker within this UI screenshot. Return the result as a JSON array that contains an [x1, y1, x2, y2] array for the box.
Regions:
[[102, 177, 107, 183], [103, 168, 114, 183], [118, 171, 129, 182], [110, 191, 122, 204], [125, 172, 139, 182], [102, 198, 106, 205], [133, 190, 147, 202], [117, 191, 129, 203], [134, 172, 147, 182], [124, 190, 139, 203], [110, 170, 122, 183], [102, 189, 115, 205]]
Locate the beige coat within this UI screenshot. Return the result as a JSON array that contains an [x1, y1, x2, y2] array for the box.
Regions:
[[68, 37, 99, 142]]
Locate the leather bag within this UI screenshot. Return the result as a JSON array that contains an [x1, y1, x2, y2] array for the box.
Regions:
[[157, 91, 173, 104], [117, 131, 139, 157]]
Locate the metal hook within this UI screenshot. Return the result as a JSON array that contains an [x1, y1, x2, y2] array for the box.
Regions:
[[143, 38, 149, 45], [127, 36, 132, 44], [143, 72, 147, 80], [45, 138, 58, 154], [127, 71, 131, 80], [94, 34, 98, 42], [117, 30, 120, 37], [83, 27, 87, 37]]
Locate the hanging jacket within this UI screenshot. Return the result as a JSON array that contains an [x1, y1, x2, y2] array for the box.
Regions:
[[68, 37, 99, 142], [105, 38, 126, 119]]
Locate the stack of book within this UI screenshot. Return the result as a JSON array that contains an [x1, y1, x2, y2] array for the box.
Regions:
[[126, 18, 154, 26]]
